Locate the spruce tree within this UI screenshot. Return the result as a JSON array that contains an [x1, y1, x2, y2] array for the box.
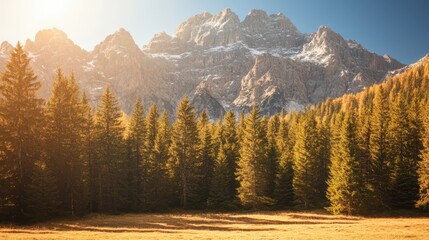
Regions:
[[79, 93, 94, 213], [416, 107, 429, 208], [266, 115, 280, 197], [208, 143, 233, 208], [356, 89, 373, 196], [389, 94, 420, 209], [196, 110, 215, 207], [236, 105, 272, 208], [0, 43, 44, 220], [152, 111, 173, 209], [168, 96, 199, 209], [45, 70, 86, 217], [93, 86, 126, 213], [292, 113, 324, 209], [141, 104, 159, 210], [126, 99, 145, 211], [208, 111, 239, 207], [26, 160, 59, 220], [327, 111, 365, 215], [274, 117, 294, 207], [369, 86, 392, 209]]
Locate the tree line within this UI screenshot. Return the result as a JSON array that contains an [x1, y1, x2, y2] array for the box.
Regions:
[[0, 44, 428, 222]]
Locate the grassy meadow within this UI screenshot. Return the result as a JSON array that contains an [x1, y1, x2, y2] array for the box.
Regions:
[[1, 211, 428, 240]]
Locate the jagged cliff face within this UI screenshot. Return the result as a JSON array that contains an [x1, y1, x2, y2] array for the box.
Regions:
[[0, 8, 404, 119]]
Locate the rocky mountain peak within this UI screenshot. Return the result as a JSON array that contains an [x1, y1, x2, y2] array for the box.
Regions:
[[174, 8, 240, 47], [93, 28, 142, 59], [0, 41, 13, 57], [35, 28, 68, 44], [174, 12, 213, 41], [25, 28, 82, 53], [211, 8, 240, 27], [293, 25, 349, 66]]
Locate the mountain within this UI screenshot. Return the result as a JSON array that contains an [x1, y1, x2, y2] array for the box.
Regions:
[[0, 9, 405, 118]]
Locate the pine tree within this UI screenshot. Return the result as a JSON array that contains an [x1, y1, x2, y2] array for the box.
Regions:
[[26, 160, 59, 220], [369, 86, 392, 209], [141, 104, 159, 210], [208, 111, 239, 208], [236, 105, 272, 208], [327, 111, 365, 215], [266, 115, 280, 197], [93, 86, 126, 213], [168, 96, 199, 209], [152, 111, 173, 209], [126, 98, 145, 211], [79, 93, 93, 213], [317, 120, 331, 198], [389, 94, 420, 209], [196, 110, 215, 207], [208, 143, 233, 208], [356, 89, 373, 197], [292, 113, 324, 209], [45, 70, 86, 217], [274, 117, 294, 207], [0, 43, 44, 220], [416, 106, 429, 208]]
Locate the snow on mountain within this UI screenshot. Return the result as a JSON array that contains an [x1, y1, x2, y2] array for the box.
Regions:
[[0, 9, 406, 119]]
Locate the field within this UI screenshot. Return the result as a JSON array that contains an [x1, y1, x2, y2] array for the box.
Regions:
[[1, 211, 429, 240]]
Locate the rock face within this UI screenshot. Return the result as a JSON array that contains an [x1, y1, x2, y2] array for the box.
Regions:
[[0, 9, 405, 118]]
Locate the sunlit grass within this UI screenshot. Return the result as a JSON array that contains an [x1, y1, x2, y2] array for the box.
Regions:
[[1, 211, 428, 240]]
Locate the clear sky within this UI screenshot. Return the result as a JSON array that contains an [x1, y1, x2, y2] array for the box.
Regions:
[[1, 0, 428, 64]]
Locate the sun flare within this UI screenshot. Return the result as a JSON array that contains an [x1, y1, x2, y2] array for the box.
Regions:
[[32, 0, 69, 24]]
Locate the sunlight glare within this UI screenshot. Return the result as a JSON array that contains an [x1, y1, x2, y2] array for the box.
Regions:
[[32, 0, 69, 24]]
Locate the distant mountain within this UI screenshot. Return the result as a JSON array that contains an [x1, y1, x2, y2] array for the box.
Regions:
[[0, 8, 405, 118]]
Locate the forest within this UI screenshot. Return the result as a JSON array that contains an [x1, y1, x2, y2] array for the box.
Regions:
[[0, 43, 428, 222]]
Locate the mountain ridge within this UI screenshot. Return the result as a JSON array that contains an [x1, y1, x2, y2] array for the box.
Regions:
[[0, 8, 407, 118]]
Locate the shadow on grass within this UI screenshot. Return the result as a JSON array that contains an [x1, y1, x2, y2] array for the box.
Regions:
[[0, 213, 359, 234]]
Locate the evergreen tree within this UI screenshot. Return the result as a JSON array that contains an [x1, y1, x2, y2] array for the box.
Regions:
[[236, 105, 272, 208], [79, 93, 94, 213], [416, 107, 429, 208], [292, 113, 324, 209], [369, 86, 392, 209], [274, 117, 294, 207], [152, 111, 173, 209], [141, 104, 159, 210], [208, 111, 239, 207], [126, 99, 145, 211], [196, 110, 215, 207], [389, 94, 420, 208], [93, 86, 126, 213], [208, 143, 233, 208], [327, 112, 365, 215], [26, 160, 59, 220], [266, 115, 280, 197], [168, 96, 199, 209], [45, 70, 86, 217], [356, 90, 373, 196], [0, 43, 44, 220]]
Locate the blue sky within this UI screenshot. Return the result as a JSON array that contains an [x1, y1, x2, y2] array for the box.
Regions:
[[1, 0, 428, 64]]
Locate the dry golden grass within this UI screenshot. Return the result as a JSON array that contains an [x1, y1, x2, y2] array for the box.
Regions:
[[1, 211, 428, 240]]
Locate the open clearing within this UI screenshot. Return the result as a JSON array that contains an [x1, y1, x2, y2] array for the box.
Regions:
[[1, 211, 429, 240]]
